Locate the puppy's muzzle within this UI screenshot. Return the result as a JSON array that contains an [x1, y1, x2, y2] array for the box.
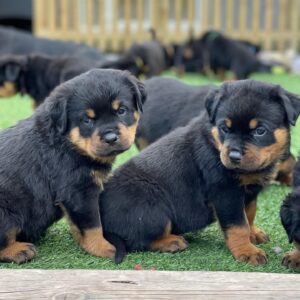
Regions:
[[103, 132, 118, 144], [229, 149, 242, 164]]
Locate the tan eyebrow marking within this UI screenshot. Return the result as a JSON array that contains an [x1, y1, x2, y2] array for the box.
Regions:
[[225, 118, 232, 128], [86, 109, 95, 119], [111, 99, 120, 110], [249, 119, 258, 129]]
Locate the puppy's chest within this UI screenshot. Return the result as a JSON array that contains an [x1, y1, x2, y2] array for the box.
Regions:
[[91, 169, 111, 191], [237, 168, 277, 186]]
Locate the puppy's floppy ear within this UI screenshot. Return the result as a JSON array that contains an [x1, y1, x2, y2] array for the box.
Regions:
[[205, 88, 221, 123], [277, 87, 300, 126], [125, 73, 147, 113], [5, 63, 22, 81], [49, 95, 68, 134]]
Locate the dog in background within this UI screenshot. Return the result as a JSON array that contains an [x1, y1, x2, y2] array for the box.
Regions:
[[101, 80, 300, 264], [0, 69, 146, 263], [281, 158, 300, 269], [0, 54, 103, 108], [0, 25, 104, 60], [102, 29, 169, 78]]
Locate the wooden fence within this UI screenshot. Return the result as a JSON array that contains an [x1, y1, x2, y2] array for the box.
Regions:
[[33, 0, 300, 52]]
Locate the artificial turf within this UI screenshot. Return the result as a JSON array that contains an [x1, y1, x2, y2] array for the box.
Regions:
[[0, 72, 299, 273]]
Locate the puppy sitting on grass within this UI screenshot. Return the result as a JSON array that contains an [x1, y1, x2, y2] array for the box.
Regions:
[[281, 159, 300, 269], [101, 80, 300, 265], [0, 69, 146, 263]]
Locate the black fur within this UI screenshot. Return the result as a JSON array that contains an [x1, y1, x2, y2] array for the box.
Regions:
[[101, 80, 300, 264], [136, 77, 216, 148], [0, 26, 104, 60], [0, 69, 146, 264], [0, 54, 103, 107]]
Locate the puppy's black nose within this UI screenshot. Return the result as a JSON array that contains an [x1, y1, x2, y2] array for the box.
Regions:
[[229, 150, 242, 163], [104, 132, 118, 144]]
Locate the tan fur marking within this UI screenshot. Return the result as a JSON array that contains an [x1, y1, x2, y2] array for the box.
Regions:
[[149, 221, 187, 252], [118, 122, 138, 149], [0, 242, 36, 264], [0, 81, 17, 97], [238, 168, 277, 186], [86, 109, 96, 119], [111, 100, 120, 110], [91, 170, 111, 190], [282, 243, 300, 269], [249, 119, 258, 129], [133, 111, 140, 122], [211, 127, 222, 150], [135, 137, 149, 150], [69, 127, 115, 163], [60, 204, 115, 258], [225, 225, 267, 265], [276, 155, 296, 186], [245, 201, 269, 244], [225, 118, 232, 128]]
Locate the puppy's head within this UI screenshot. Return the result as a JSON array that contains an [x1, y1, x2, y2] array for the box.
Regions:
[[206, 80, 300, 172], [0, 55, 27, 97], [38, 69, 146, 160], [280, 188, 300, 244]]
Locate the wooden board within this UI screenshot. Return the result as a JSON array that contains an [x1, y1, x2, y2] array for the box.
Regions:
[[0, 269, 299, 299]]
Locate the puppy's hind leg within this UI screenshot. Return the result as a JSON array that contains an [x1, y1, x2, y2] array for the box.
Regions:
[[149, 221, 188, 253]]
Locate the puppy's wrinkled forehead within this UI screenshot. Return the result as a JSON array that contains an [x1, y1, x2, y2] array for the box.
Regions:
[[68, 70, 134, 113], [216, 81, 285, 128]]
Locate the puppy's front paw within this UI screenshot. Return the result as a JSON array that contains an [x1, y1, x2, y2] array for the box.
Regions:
[[0, 242, 37, 264], [250, 225, 270, 244], [282, 249, 300, 269], [232, 244, 267, 265]]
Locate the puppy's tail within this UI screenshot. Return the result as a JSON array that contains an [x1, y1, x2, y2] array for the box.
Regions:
[[105, 232, 127, 264]]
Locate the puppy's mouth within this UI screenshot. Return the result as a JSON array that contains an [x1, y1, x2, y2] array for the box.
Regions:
[[94, 144, 131, 157]]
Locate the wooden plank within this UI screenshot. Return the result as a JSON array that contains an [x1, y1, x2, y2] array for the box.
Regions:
[[238, 0, 247, 38], [264, 0, 273, 50], [0, 270, 300, 299], [290, 0, 299, 50], [137, 0, 144, 42], [214, 0, 221, 30], [33, 0, 43, 35], [98, 0, 106, 49], [124, 0, 131, 49], [187, 0, 195, 34], [226, 0, 233, 34], [200, 0, 208, 33]]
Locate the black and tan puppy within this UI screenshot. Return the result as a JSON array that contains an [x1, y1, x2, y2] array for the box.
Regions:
[[102, 30, 167, 78], [136, 77, 215, 149], [0, 26, 104, 60], [137, 77, 296, 186], [101, 80, 300, 264], [0, 69, 146, 263], [281, 159, 300, 269], [0, 54, 103, 108]]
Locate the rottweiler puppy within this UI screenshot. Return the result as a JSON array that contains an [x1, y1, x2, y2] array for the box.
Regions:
[[0, 54, 102, 108], [136, 77, 215, 149], [281, 159, 300, 269], [0, 69, 146, 263], [101, 80, 300, 264], [0, 26, 104, 60], [136, 77, 296, 186], [102, 30, 167, 78]]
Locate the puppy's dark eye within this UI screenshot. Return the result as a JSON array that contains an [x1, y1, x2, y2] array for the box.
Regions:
[[117, 106, 127, 116], [219, 124, 229, 134], [254, 126, 266, 136], [82, 117, 94, 127]]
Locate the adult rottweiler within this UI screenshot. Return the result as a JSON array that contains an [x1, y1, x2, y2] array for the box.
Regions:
[[0, 54, 102, 108], [281, 159, 300, 269], [136, 77, 296, 186], [0, 69, 146, 263], [0, 26, 104, 60], [101, 80, 300, 264]]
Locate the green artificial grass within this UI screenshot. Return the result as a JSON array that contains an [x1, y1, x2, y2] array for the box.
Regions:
[[0, 72, 300, 273]]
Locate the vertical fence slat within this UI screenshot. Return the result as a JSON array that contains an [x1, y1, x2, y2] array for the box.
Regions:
[[49, 0, 56, 37], [33, 0, 42, 35], [175, 0, 182, 42], [264, 0, 273, 50], [98, 0, 106, 49], [61, 0, 68, 38], [226, 0, 233, 34], [112, 0, 118, 51], [201, 0, 208, 33], [86, 0, 93, 46], [278, 0, 287, 51], [214, 0, 221, 30], [124, 0, 131, 48], [238, 0, 247, 38], [187, 0, 194, 33], [137, 0, 144, 42], [252, 0, 259, 41]]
